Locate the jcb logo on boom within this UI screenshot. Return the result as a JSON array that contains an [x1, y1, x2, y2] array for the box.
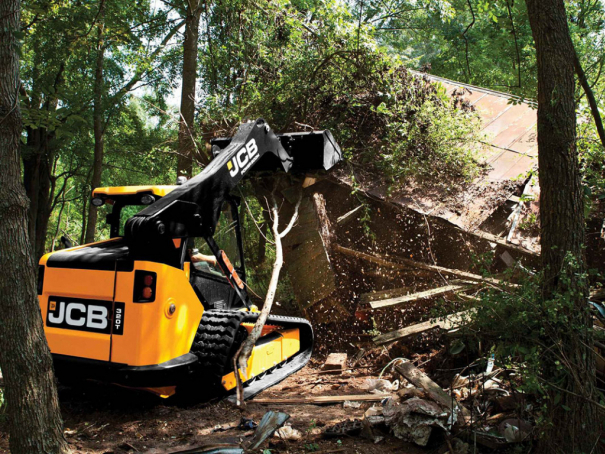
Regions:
[[227, 139, 259, 178], [46, 298, 124, 335]]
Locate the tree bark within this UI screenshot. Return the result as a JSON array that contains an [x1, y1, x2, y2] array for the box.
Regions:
[[85, 1, 106, 244], [524, 0, 600, 451], [22, 63, 64, 260], [0, 1, 69, 452], [177, 1, 205, 177]]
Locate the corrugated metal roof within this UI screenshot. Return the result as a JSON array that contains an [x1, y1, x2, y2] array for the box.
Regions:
[[385, 74, 538, 231]]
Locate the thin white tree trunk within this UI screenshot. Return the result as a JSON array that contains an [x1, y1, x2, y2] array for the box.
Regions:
[[234, 188, 303, 406]]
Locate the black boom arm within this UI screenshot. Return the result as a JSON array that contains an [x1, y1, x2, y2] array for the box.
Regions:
[[124, 118, 341, 243]]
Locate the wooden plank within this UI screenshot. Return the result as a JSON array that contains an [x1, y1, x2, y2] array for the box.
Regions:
[[322, 353, 347, 374], [337, 205, 364, 225], [369, 284, 473, 309], [373, 310, 472, 345], [507, 179, 533, 243], [360, 287, 409, 305], [251, 394, 390, 405], [468, 228, 539, 257], [333, 245, 410, 271], [395, 360, 470, 418], [334, 245, 511, 287]]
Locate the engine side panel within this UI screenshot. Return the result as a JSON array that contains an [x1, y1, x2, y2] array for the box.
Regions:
[[39, 264, 115, 361], [110, 261, 204, 366]]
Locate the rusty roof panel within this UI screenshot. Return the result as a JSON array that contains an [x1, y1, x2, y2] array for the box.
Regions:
[[485, 104, 535, 146], [347, 74, 539, 234], [509, 128, 538, 156], [473, 95, 512, 126]]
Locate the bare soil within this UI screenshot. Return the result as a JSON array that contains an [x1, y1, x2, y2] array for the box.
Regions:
[[0, 363, 427, 454]]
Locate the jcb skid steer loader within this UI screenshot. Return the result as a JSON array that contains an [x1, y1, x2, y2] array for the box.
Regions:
[[38, 119, 342, 399]]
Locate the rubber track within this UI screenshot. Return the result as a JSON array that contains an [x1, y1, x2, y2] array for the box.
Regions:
[[190, 309, 246, 385], [190, 310, 313, 399]]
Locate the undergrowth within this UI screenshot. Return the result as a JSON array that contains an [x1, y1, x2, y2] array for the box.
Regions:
[[445, 254, 605, 444]]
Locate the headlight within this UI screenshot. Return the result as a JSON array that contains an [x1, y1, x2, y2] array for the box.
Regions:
[[91, 197, 104, 207], [140, 194, 156, 205]]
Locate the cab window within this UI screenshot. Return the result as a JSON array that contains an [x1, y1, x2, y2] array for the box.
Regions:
[[190, 202, 242, 272]]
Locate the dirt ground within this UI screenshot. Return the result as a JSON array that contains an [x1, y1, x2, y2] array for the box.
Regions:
[[0, 362, 428, 454]]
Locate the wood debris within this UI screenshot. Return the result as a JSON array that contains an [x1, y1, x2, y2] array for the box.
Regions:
[[372, 310, 473, 345], [322, 353, 347, 374], [394, 360, 470, 417], [334, 245, 514, 287], [251, 394, 390, 405], [366, 284, 475, 309]]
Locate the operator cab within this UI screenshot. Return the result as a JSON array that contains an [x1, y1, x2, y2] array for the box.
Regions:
[[90, 185, 247, 312], [92, 186, 177, 238]]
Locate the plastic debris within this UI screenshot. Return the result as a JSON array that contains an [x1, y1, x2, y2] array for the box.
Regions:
[[363, 378, 399, 394], [275, 425, 302, 441], [382, 397, 450, 447]]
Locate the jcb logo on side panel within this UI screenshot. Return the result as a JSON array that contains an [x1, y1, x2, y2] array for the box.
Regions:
[[46, 297, 125, 335], [227, 139, 259, 178]]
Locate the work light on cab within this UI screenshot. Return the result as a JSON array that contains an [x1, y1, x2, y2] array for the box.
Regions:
[[140, 194, 155, 205], [91, 196, 104, 207]]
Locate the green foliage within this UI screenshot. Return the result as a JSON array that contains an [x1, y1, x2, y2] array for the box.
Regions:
[[197, 0, 483, 189], [460, 253, 603, 413]]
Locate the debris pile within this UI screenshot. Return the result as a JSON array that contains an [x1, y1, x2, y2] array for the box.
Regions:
[[350, 358, 535, 450]]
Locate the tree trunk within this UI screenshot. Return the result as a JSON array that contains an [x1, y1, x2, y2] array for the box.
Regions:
[[0, 1, 69, 452], [524, 0, 600, 451], [177, 2, 205, 177], [574, 51, 605, 150], [85, 4, 106, 244]]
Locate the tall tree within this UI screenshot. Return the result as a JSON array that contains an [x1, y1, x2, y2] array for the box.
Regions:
[[83, 7, 185, 243], [85, 0, 106, 244], [0, 0, 69, 452], [177, 0, 206, 177], [524, 0, 600, 451]]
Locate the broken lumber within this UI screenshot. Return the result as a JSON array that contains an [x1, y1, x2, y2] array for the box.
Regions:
[[394, 360, 470, 418], [334, 245, 512, 288], [360, 287, 409, 305], [507, 179, 533, 244], [322, 353, 347, 374], [368, 284, 474, 309], [372, 310, 472, 345], [251, 394, 390, 405], [334, 244, 410, 271], [337, 205, 364, 225]]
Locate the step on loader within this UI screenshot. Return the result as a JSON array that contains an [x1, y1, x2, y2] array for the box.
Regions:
[[38, 119, 342, 400]]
